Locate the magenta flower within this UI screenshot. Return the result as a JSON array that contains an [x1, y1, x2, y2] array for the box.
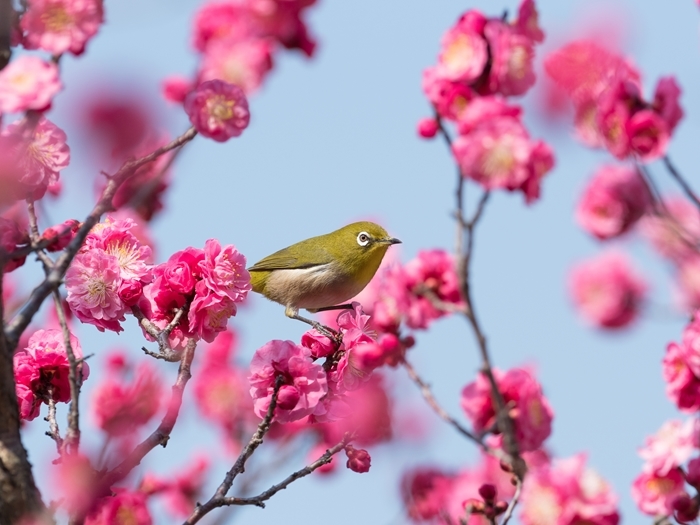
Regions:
[[188, 282, 238, 343], [85, 216, 153, 282], [199, 238, 251, 302], [626, 109, 669, 161], [631, 468, 686, 516], [484, 19, 536, 96], [662, 342, 700, 413], [198, 38, 273, 94], [185, 79, 251, 142], [248, 339, 328, 423], [521, 454, 620, 525], [20, 0, 104, 55], [436, 16, 488, 83], [0, 217, 28, 272], [345, 446, 371, 473], [0, 55, 62, 113], [13, 328, 89, 420], [141, 456, 209, 518], [401, 468, 455, 522], [2, 117, 70, 201], [85, 489, 152, 525], [421, 67, 475, 122], [576, 165, 651, 240], [65, 249, 126, 332], [653, 76, 684, 134], [568, 251, 647, 329], [461, 366, 553, 453], [515, 0, 544, 43]]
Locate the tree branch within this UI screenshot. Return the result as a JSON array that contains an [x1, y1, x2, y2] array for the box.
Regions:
[[4, 127, 198, 353], [500, 476, 522, 525], [663, 155, 700, 212], [0, 0, 13, 70]]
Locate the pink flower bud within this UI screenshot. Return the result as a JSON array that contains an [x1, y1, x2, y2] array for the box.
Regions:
[[276, 385, 301, 410], [301, 329, 335, 358], [118, 279, 143, 307], [162, 76, 193, 104], [673, 493, 699, 524], [417, 118, 439, 139], [686, 458, 700, 488], [353, 342, 385, 372], [478, 483, 497, 502], [345, 445, 371, 473], [164, 261, 196, 294], [42, 219, 80, 252]]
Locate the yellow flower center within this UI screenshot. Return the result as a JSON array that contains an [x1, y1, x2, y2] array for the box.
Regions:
[[508, 45, 529, 80], [443, 34, 477, 75], [483, 139, 516, 177], [42, 3, 73, 32], [207, 94, 235, 122], [524, 487, 561, 525], [116, 506, 138, 525]]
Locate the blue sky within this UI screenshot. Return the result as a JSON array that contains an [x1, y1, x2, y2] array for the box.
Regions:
[[13, 0, 700, 523]]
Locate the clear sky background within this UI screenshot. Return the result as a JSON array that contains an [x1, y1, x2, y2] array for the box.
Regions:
[[14, 0, 700, 523]]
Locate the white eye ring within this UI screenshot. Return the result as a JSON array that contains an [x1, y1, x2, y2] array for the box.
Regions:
[[357, 232, 370, 246]]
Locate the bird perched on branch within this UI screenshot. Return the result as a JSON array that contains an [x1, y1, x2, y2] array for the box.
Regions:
[[248, 221, 401, 331]]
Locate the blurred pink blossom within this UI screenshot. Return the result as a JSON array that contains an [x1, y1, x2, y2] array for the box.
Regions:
[[185, 80, 251, 142]]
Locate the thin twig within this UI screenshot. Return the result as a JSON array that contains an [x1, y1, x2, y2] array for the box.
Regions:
[[51, 290, 82, 453], [4, 127, 198, 353], [402, 358, 491, 453], [43, 386, 63, 456], [185, 377, 284, 524], [97, 339, 196, 489], [132, 305, 186, 362], [183, 434, 352, 523], [500, 477, 522, 525], [663, 155, 700, 212]]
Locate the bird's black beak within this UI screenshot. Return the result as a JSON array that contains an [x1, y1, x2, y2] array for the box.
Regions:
[[384, 237, 401, 245]]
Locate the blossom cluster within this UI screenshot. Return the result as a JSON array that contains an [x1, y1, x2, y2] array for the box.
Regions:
[[13, 328, 89, 421], [64, 215, 250, 346], [631, 418, 700, 522], [401, 452, 620, 525], [545, 40, 683, 161], [418, 0, 555, 203], [163, 0, 318, 102]]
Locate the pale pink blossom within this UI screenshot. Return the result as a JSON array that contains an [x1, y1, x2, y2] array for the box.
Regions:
[[568, 251, 647, 329], [520, 139, 555, 204], [662, 342, 700, 413], [461, 367, 553, 452], [0, 55, 61, 113], [248, 339, 328, 423], [640, 197, 700, 262], [185, 80, 251, 142], [575, 165, 651, 240], [484, 20, 536, 96], [676, 256, 700, 311], [85, 217, 153, 282], [404, 249, 463, 329], [520, 454, 620, 525], [192, 1, 253, 51], [1, 117, 70, 200], [65, 249, 126, 332], [631, 468, 686, 516], [595, 82, 633, 159], [653, 76, 684, 134], [199, 238, 251, 302], [455, 96, 522, 136], [91, 355, 163, 436], [16, 383, 40, 421], [85, 489, 152, 525], [198, 37, 273, 94], [437, 22, 488, 83], [21, 0, 104, 55], [638, 419, 697, 476], [452, 117, 533, 191]]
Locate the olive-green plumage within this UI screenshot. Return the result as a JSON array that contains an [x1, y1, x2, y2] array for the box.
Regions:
[[248, 221, 401, 315]]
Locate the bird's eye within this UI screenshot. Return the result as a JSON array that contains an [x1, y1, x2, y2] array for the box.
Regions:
[[357, 232, 370, 246]]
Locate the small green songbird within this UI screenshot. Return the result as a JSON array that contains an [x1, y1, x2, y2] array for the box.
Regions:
[[248, 221, 401, 329]]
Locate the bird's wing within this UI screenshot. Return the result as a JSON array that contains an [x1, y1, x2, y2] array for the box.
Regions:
[[247, 239, 334, 271]]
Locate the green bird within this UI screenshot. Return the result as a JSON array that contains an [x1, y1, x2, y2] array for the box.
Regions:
[[248, 221, 401, 330]]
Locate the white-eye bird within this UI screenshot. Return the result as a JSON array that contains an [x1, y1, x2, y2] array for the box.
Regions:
[[248, 221, 401, 330]]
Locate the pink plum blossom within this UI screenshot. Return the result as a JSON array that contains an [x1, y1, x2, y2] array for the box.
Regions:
[[185, 80, 251, 142], [199, 238, 251, 302], [85, 489, 152, 525], [42, 219, 79, 252], [0, 55, 61, 113], [638, 419, 697, 476], [13, 328, 89, 419], [1, 117, 70, 201], [401, 468, 455, 521], [575, 165, 651, 240], [91, 354, 163, 436], [461, 367, 553, 452], [520, 454, 620, 525], [653, 76, 684, 134], [484, 20, 536, 96], [198, 37, 273, 94], [436, 22, 488, 83], [65, 249, 127, 332], [631, 468, 686, 516], [20, 0, 104, 55], [455, 95, 522, 136], [0, 217, 28, 272], [85, 216, 153, 282], [248, 339, 328, 423], [162, 75, 193, 104], [568, 251, 647, 329], [345, 446, 371, 473], [515, 0, 544, 43], [421, 67, 474, 122], [626, 109, 669, 162], [141, 456, 209, 517], [188, 282, 238, 342], [301, 329, 336, 359], [662, 342, 700, 413]]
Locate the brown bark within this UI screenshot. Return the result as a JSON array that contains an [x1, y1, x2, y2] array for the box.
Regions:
[[0, 0, 13, 71], [0, 274, 46, 525]]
